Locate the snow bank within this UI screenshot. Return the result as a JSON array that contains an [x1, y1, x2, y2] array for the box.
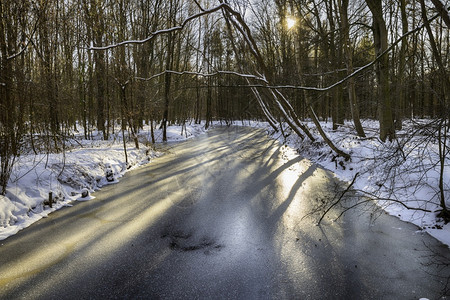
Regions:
[[0, 122, 208, 241], [0, 196, 17, 227]]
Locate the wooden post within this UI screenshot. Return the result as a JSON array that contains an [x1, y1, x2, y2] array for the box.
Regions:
[[48, 192, 53, 208]]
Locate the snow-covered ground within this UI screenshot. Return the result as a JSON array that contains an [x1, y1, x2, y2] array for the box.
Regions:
[[1, 119, 449, 249]]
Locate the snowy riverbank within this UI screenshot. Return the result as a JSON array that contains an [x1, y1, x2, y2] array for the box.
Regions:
[[249, 119, 450, 247], [0, 123, 208, 240]]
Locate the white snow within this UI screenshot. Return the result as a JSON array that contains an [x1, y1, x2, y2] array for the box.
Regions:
[[1, 119, 449, 250]]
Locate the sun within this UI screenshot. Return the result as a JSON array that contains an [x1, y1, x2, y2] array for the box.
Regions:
[[286, 17, 296, 30]]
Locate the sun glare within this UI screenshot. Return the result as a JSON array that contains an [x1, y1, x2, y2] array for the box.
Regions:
[[286, 17, 296, 30]]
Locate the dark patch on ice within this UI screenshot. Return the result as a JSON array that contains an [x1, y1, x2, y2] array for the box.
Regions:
[[161, 229, 223, 254]]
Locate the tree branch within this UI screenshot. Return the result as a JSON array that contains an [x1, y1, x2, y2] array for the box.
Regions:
[[135, 69, 268, 83], [429, 1, 450, 28], [6, 9, 40, 60], [87, 3, 233, 51], [318, 172, 359, 225], [357, 190, 433, 212]]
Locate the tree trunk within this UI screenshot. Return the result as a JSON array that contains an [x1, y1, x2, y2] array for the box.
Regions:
[[162, 67, 171, 142], [339, 0, 366, 137], [366, 0, 395, 142], [395, 0, 408, 130], [438, 119, 449, 219], [420, 0, 450, 106], [91, 0, 106, 139], [0, 1, 14, 194], [162, 1, 177, 141]]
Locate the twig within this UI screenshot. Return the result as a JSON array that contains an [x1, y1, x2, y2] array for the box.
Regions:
[[11, 154, 46, 183], [357, 190, 433, 212], [318, 172, 359, 225]]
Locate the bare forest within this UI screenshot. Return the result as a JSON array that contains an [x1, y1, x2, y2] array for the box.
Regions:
[[1, 0, 450, 217]]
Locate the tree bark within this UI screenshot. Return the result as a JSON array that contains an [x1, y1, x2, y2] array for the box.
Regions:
[[420, 0, 450, 105], [395, 0, 408, 130], [339, 0, 366, 137], [366, 0, 395, 142], [91, 0, 106, 139]]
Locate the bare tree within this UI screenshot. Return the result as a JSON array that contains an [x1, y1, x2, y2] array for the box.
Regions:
[[365, 0, 395, 142], [338, 0, 366, 137]]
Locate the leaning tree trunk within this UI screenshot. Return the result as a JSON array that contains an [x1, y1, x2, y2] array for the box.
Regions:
[[221, 4, 314, 141]]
